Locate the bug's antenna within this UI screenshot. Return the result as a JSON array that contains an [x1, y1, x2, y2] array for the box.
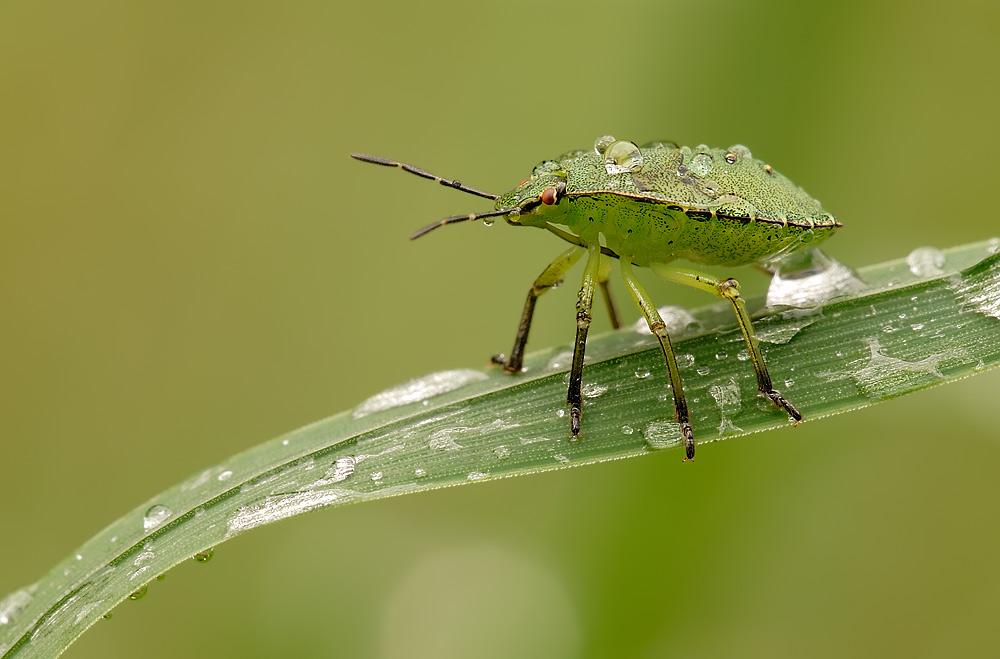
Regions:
[[350, 153, 499, 201], [409, 209, 512, 240]]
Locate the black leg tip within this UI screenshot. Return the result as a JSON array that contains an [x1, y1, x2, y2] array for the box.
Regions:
[[682, 422, 695, 461], [491, 353, 522, 374], [766, 390, 803, 423], [570, 406, 582, 439]]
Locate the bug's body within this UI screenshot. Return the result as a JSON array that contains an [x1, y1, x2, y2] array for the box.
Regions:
[[352, 137, 841, 460], [504, 142, 838, 267]]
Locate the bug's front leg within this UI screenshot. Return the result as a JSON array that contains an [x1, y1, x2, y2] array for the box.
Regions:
[[567, 243, 603, 438], [650, 263, 802, 423], [492, 246, 585, 374]]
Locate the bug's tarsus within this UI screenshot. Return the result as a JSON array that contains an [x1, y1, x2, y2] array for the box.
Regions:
[[681, 422, 695, 461], [764, 389, 802, 423], [350, 153, 499, 201]]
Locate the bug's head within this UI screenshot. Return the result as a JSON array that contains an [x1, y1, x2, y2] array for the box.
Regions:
[[495, 160, 569, 224], [350, 152, 566, 239]]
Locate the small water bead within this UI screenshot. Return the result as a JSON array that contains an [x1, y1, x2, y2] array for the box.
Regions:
[[727, 144, 752, 160], [634, 366, 651, 379], [715, 352, 728, 361], [483, 218, 494, 227], [193, 548, 215, 563], [696, 366, 711, 376], [414, 468, 428, 478], [281, 439, 289, 446], [736, 349, 750, 362], [217, 470, 233, 482], [556, 408, 566, 418], [677, 354, 696, 368], [129, 585, 148, 601], [370, 471, 383, 482], [493, 445, 510, 460], [143, 505, 173, 532], [467, 471, 489, 481], [621, 425, 634, 435], [582, 382, 608, 398], [911, 323, 924, 331], [593, 135, 617, 155], [689, 153, 713, 177], [604, 140, 644, 175]]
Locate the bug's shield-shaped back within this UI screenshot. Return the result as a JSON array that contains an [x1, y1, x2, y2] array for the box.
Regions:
[[630, 148, 742, 211]]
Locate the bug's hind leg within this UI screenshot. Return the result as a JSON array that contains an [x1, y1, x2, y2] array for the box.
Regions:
[[619, 258, 696, 460], [492, 246, 584, 374], [566, 244, 603, 438], [597, 257, 622, 329], [649, 263, 802, 423]]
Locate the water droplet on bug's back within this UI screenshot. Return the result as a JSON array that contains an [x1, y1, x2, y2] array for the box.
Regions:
[[689, 153, 713, 177], [593, 135, 616, 155], [603, 140, 644, 175]]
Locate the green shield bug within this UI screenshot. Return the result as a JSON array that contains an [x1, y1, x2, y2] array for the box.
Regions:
[[352, 136, 841, 460]]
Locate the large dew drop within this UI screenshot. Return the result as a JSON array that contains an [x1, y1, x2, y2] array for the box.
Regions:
[[754, 307, 824, 344], [766, 248, 866, 308], [906, 246, 946, 278], [642, 420, 685, 449], [689, 153, 713, 177], [603, 140, 644, 175], [353, 369, 488, 419], [632, 305, 700, 338], [708, 377, 743, 435], [593, 135, 616, 155], [0, 588, 34, 626]]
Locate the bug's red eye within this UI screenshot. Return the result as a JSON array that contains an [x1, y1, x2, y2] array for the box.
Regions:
[[540, 186, 559, 205]]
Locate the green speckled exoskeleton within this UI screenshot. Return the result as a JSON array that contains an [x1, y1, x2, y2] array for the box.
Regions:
[[352, 136, 841, 460]]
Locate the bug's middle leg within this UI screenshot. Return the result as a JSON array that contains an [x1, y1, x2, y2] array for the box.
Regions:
[[650, 263, 802, 422], [492, 246, 584, 374], [620, 258, 696, 460]]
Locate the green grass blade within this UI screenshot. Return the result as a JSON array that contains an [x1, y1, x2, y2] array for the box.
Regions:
[[2, 240, 999, 658]]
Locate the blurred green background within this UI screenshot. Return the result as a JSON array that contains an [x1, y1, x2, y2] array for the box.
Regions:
[[2, 1, 999, 657]]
